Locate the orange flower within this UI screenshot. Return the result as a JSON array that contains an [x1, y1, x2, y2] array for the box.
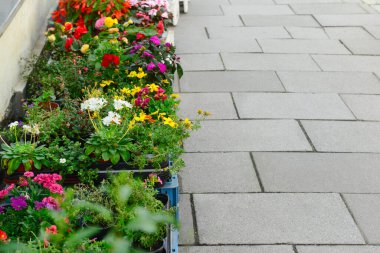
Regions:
[[0, 229, 7, 241]]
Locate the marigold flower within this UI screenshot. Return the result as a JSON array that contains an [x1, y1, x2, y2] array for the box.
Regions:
[[121, 88, 131, 95], [80, 44, 89, 54], [183, 118, 192, 129]]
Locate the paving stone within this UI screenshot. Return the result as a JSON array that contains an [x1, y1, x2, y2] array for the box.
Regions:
[[207, 26, 291, 39], [242, 15, 320, 27], [277, 71, 380, 94], [174, 26, 208, 41], [286, 27, 329, 39], [258, 39, 350, 54], [341, 95, 380, 120], [342, 39, 380, 55], [178, 93, 238, 120], [221, 4, 294, 15], [176, 37, 261, 54], [177, 15, 243, 27], [233, 93, 354, 119], [314, 14, 380, 26], [179, 194, 195, 245], [344, 194, 380, 243], [186, 0, 227, 16], [180, 153, 260, 193], [222, 53, 321, 71], [301, 121, 380, 152], [275, 0, 340, 3], [290, 3, 367, 14], [364, 26, 380, 39], [179, 54, 224, 71], [194, 193, 364, 244], [325, 27, 374, 39], [253, 152, 380, 193], [184, 120, 312, 152], [230, 0, 276, 4], [297, 246, 380, 253], [180, 71, 285, 92], [180, 246, 295, 253], [312, 55, 380, 72]]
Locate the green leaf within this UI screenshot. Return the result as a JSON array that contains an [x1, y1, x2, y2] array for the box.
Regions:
[[177, 64, 183, 79], [33, 160, 42, 170], [85, 146, 95, 156], [120, 151, 130, 162], [63, 227, 101, 249], [110, 153, 120, 165], [102, 152, 110, 161]]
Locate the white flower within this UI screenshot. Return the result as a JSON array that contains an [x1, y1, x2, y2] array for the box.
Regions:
[[114, 99, 132, 111], [102, 111, 122, 126], [22, 125, 32, 133], [59, 158, 67, 164], [32, 125, 40, 135], [81, 97, 107, 112], [8, 121, 19, 128]]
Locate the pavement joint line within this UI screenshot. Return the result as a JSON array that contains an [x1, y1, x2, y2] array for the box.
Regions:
[[338, 93, 358, 120], [218, 52, 227, 70], [374, 72, 380, 81], [190, 194, 200, 245], [292, 245, 298, 253], [362, 26, 377, 39], [283, 26, 294, 39], [309, 54, 324, 71], [255, 38, 264, 53], [184, 191, 380, 194], [274, 71, 288, 91], [339, 194, 369, 244], [339, 39, 355, 55], [204, 27, 210, 39], [180, 242, 380, 246], [183, 150, 380, 154], [219, 4, 225, 15], [229, 92, 241, 119], [249, 152, 265, 192], [180, 52, 380, 56], [192, 118, 380, 122], [286, 4, 297, 15], [297, 120, 317, 152], [238, 14, 246, 26]]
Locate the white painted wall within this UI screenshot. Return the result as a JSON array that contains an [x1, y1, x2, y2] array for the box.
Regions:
[[0, 0, 57, 120]]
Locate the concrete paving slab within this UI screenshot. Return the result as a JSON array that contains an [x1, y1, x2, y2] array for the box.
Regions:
[[222, 53, 321, 71], [301, 120, 380, 152], [277, 71, 380, 94], [314, 14, 380, 26], [341, 39, 380, 55], [194, 193, 365, 244], [180, 71, 285, 92], [258, 39, 350, 54], [275, 0, 340, 3], [229, 0, 276, 4], [253, 152, 380, 193], [233, 93, 354, 119], [325, 27, 374, 39], [184, 120, 312, 152], [290, 3, 367, 14], [178, 93, 238, 120], [342, 95, 380, 120], [180, 152, 260, 193], [297, 246, 380, 253], [180, 54, 224, 71], [312, 55, 380, 72], [221, 4, 294, 15], [177, 15, 244, 27], [207, 26, 291, 39], [286, 27, 329, 39], [364, 26, 380, 39], [180, 246, 295, 253], [179, 194, 195, 245], [344, 194, 380, 243], [241, 15, 320, 27]]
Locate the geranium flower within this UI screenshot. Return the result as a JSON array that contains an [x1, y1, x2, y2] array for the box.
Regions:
[[48, 183, 64, 195], [42, 197, 59, 210], [10, 196, 27, 211], [46, 225, 57, 235]]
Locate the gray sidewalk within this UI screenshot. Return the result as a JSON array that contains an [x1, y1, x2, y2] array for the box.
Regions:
[[175, 0, 380, 252]]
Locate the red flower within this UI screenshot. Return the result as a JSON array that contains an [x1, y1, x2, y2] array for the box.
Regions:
[[73, 25, 88, 39], [156, 20, 164, 36], [101, 54, 120, 68], [64, 38, 73, 51], [136, 32, 145, 40], [64, 22, 73, 31], [0, 229, 7, 241]]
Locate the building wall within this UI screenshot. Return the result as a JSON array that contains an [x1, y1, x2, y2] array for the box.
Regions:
[[0, 0, 57, 120]]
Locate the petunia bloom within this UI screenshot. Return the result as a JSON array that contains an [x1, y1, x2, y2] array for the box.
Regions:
[[157, 63, 167, 73], [147, 62, 155, 71], [150, 36, 161, 46]]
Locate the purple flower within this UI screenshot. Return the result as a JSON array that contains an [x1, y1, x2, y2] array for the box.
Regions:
[[0, 206, 5, 214], [165, 42, 171, 47], [34, 201, 46, 210], [143, 51, 154, 58], [10, 196, 27, 211], [147, 62, 155, 71], [157, 63, 167, 73], [150, 36, 161, 46]]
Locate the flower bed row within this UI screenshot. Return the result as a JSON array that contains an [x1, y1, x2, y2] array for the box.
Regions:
[[0, 0, 202, 252]]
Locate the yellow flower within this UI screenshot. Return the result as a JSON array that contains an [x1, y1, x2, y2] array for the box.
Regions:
[[80, 44, 89, 54], [162, 79, 169, 84], [151, 110, 166, 119], [94, 36, 99, 40], [100, 80, 114, 88], [128, 119, 135, 129], [197, 109, 204, 115], [163, 117, 178, 128], [183, 118, 192, 129], [47, 34, 56, 43], [148, 83, 159, 92], [104, 17, 118, 28], [131, 86, 141, 96], [109, 28, 119, 34], [134, 112, 147, 122], [128, 71, 137, 78], [128, 19, 134, 24], [171, 94, 179, 99], [136, 72, 147, 79], [121, 88, 131, 95], [109, 38, 118, 44], [204, 111, 211, 116], [122, 37, 129, 44], [138, 67, 143, 72]]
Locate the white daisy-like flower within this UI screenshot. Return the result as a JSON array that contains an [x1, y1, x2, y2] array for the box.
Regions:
[[22, 125, 32, 133], [8, 121, 19, 128], [114, 99, 133, 111], [80, 97, 108, 112], [102, 111, 122, 126], [59, 158, 67, 164]]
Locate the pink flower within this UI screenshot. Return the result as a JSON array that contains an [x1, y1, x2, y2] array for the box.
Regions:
[[95, 17, 105, 30], [147, 62, 155, 71], [42, 197, 59, 210], [6, 184, 14, 191], [161, 12, 168, 19], [19, 178, 28, 187], [48, 184, 64, 195], [0, 190, 9, 199], [157, 63, 167, 73], [24, 171, 34, 178], [149, 36, 161, 46], [148, 8, 158, 16], [45, 225, 57, 235]]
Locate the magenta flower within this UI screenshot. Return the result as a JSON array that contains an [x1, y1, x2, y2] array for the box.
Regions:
[[143, 51, 154, 58], [10, 196, 27, 211], [24, 171, 34, 178], [34, 201, 46, 210], [157, 63, 167, 73], [0, 206, 5, 214], [149, 36, 161, 46], [95, 17, 105, 30], [48, 184, 64, 195], [165, 42, 171, 47], [42, 197, 59, 211], [147, 62, 155, 71]]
